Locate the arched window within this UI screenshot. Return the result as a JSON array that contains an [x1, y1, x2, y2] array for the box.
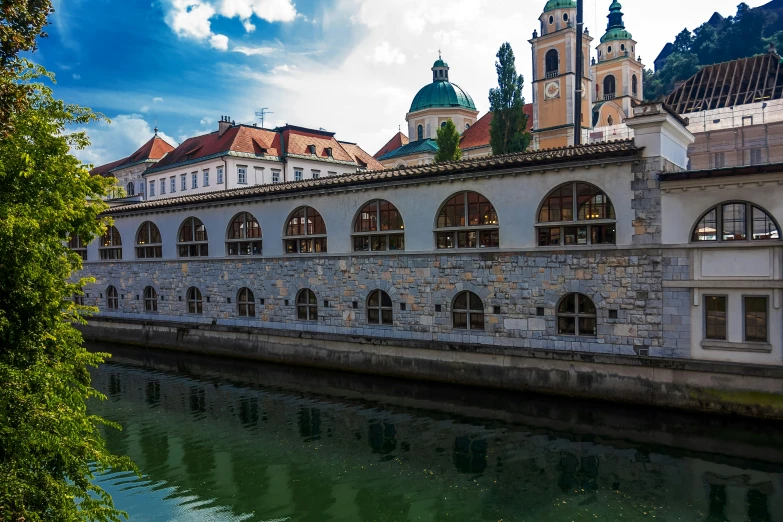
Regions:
[[144, 286, 158, 312], [237, 288, 255, 317], [100, 226, 122, 260], [296, 289, 318, 321], [435, 192, 499, 249], [68, 234, 87, 261], [452, 291, 484, 331], [632, 74, 638, 97], [226, 212, 262, 256], [417, 125, 424, 141], [126, 181, 135, 197], [107, 285, 118, 310], [285, 206, 327, 254], [136, 221, 162, 259], [545, 49, 559, 77], [537, 182, 616, 246], [603, 75, 616, 99], [187, 287, 203, 314], [353, 199, 405, 252], [178, 217, 209, 257], [440, 121, 447, 129], [557, 293, 597, 336], [367, 290, 393, 325], [691, 202, 780, 242], [465, 123, 471, 130]]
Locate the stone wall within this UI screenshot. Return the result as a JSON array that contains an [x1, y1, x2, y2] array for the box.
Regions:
[[81, 247, 684, 357]]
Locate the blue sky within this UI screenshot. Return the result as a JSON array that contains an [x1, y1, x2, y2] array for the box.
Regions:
[[37, 0, 768, 167]]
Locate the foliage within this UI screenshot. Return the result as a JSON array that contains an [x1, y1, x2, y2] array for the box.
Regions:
[[0, 0, 53, 137], [644, 2, 781, 101], [488, 42, 531, 155], [434, 119, 463, 163], [0, 62, 136, 522]]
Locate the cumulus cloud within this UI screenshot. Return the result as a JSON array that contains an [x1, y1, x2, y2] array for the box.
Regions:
[[372, 42, 405, 65], [271, 64, 293, 73], [140, 105, 150, 113], [165, 0, 216, 40], [217, 0, 297, 23], [233, 45, 276, 56], [153, 97, 164, 103], [210, 34, 229, 50], [72, 114, 178, 167]]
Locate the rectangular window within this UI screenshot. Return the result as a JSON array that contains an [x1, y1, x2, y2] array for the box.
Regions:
[[272, 170, 280, 183], [312, 170, 320, 179], [181, 174, 187, 191], [138, 181, 145, 196], [742, 115, 753, 126], [744, 296, 768, 342], [160, 179, 165, 195], [704, 296, 727, 341], [149, 181, 155, 197], [192, 172, 198, 189], [295, 169, 303, 181], [327, 171, 337, 177], [750, 148, 762, 166], [217, 166, 224, 184], [238, 167, 247, 184], [203, 169, 210, 187], [713, 152, 726, 169], [170, 176, 176, 193]]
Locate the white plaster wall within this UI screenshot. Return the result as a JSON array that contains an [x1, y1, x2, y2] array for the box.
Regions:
[[661, 183, 783, 245], [286, 157, 358, 181]]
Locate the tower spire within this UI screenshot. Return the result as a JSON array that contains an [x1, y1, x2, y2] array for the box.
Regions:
[[607, 1, 625, 31]]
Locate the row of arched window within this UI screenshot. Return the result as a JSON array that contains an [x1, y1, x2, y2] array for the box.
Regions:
[[73, 188, 781, 261], [101, 285, 600, 336]]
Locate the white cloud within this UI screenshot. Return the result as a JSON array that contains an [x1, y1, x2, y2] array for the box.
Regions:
[[218, 0, 297, 23], [242, 19, 256, 32], [72, 114, 178, 167], [210, 33, 229, 50], [165, 0, 216, 40], [200, 117, 214, 126], [72, 73, 81, 80], [153, 97, 164, 103], [372, 42, 406, 65], [233, 45, 276, 56], [140, 105, 150, 113]]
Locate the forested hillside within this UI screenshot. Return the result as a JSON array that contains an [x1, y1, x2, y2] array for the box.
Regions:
[[645, 2, 783, 100]]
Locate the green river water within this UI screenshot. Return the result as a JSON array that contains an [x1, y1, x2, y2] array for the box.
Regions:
[[88, 345, 783, 522]]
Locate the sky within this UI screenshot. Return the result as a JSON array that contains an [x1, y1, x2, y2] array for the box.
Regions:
[[37, 0, 770, 166]]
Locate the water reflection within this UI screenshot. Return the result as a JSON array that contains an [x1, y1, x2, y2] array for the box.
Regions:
[[89, 345, 783, 522]]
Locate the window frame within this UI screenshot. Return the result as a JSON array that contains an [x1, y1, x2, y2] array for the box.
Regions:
[[217, 166, 224, 185], [434, 191, 499, 250], [170, 176, 176, 193], [191, 172, 198, 189], [690, 202, 780, 243], [237, 166, 247, 185], [177, 217, 209, 257], [149, 180, 156, 197], [135, 221, 163, 259], [99, 225, 123, 260], [284, 206, 327, 254], [68, 234, 88, 261], [144, 286, 158, 312], [557, 293, 598, 337], [545, 49, 559, 78], [181, 174, 187, 191], [203, 169, 210, 187], [237, 287, 256, 318], [603, 74, 616, 100], [536, 182, 617, 247], [126, 181, 135, 196], [367, 290, 393, 326], [452, 291, 485, 331], [107, 285, 119, 310], [743, 295, 769, 343], [294, 169, 303, 182], [352, 199, 405, 253], [186, 287, 203, 314], [226, 212, 263, 256], [704, 294, 728, 341], [296, 289, 318, 321], [159, 178, 166, 195]]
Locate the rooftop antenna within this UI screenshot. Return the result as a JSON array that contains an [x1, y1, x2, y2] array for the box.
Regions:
[[153, 114, 159, 136], [255, 108, 274, 128]]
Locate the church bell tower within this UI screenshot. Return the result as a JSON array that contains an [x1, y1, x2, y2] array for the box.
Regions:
[[530, 0, 593, 149]]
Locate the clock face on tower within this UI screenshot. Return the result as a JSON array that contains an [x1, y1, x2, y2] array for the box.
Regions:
[[544, 81, 560, 100]]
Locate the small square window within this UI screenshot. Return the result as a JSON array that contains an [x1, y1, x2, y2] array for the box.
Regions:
[[352, 301, 358, 309], [323, 300, 329, 308], [285, 299, 289, 306], [227, 297, 231, 304], [400, 303, 407, 311], [206, 296, 210, 303], [136, 295, 140, 300], [536, 307, 545, 317], [259, 298, 265, 305], [435, 304, 442, 313], [493, 306, 501, 314], [178, 296, 182, 302], [609, 309, 618, 319]]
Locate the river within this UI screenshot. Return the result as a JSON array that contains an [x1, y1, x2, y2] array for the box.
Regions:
[[88, 344, 783, 522]]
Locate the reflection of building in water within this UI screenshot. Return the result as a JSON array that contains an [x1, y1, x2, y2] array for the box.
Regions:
[[92, 366, 783, 521]]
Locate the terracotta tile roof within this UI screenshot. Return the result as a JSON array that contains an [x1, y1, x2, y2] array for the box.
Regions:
[[89, 136, 175, 176], [104, 139, 640, 215], [339, 142, 385, 170], [459, 106, 534, 151], [147, 125, 282, 174], [281, 127, 355, 163], [374, 132, 409, 159]]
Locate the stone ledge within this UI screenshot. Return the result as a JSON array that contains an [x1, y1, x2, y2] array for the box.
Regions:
[[701, 340, 773, 354]]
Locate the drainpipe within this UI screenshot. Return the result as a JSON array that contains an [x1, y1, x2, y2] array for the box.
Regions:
[[221, 156, 229, 189]]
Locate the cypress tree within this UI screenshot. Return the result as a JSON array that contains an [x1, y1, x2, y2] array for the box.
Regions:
[[434, 119, 463, 163], [489, 42, 531, 155]]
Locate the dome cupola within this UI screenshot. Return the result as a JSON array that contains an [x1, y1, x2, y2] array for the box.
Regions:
[[601, 1, 632, 43], [543, 0, 576, 11], [432, 52, 450, 82], [408, 53, 476, 113]]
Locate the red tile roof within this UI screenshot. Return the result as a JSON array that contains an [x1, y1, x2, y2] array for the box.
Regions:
[[89, 136, 175, 176], [339, 142, 385, 170], [282, 128, 355, 162], [459, 106, 534, 151], [374, 132, 409, 159]]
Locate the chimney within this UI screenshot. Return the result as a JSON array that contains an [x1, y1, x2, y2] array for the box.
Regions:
[[218, 116, 232, 137]]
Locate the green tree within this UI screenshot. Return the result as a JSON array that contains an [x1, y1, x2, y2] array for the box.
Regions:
[[434, 119, 462, 163], [488, 42, 530, 156], [0, 62, 135, 521]]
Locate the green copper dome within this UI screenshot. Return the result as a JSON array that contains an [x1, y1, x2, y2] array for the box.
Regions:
[[543, 0, 576, 12], [409, 81, 476, 113], [601, 0, 632, 42], [433, 58, 448, 68]]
